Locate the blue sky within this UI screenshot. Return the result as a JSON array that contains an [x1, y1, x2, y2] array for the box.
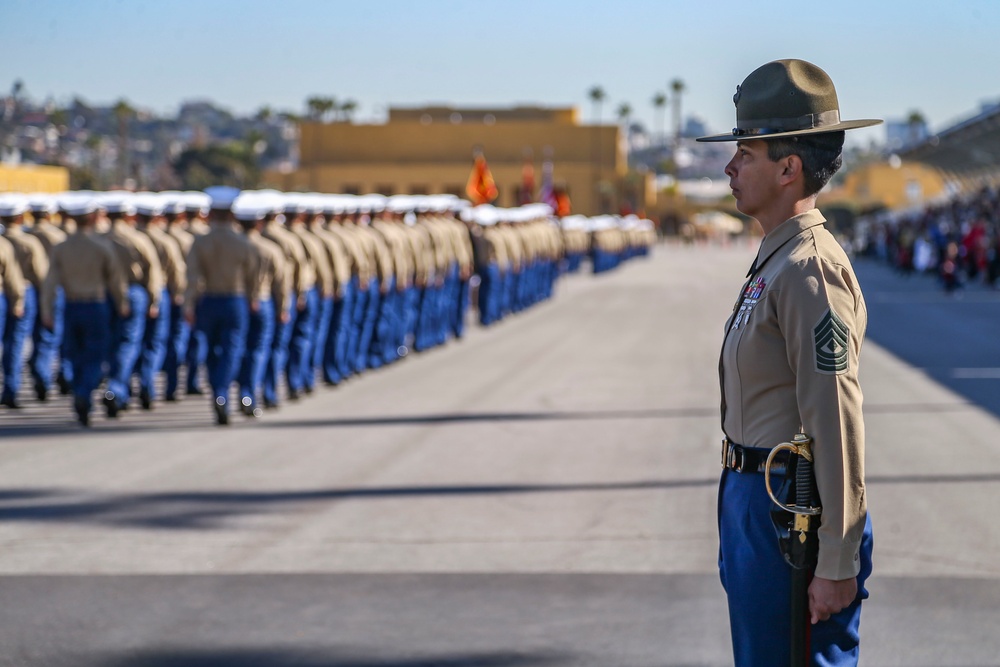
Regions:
[[2, 0, 998, 147]]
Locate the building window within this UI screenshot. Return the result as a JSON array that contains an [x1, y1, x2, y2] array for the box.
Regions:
[[410, 185, 429, 195], [343, 184, 360, 196], [376, 184, 395, 196], [444, 185, 463, 197]]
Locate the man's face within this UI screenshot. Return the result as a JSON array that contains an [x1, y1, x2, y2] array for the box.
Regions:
[[724, 139, 783, 219]]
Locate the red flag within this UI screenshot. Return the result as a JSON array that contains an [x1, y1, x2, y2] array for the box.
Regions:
[[466, 152, 498, 206], [518, 158, 535, 205]]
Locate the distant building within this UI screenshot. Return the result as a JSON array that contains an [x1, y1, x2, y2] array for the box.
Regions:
[[264, 105, 656, 216], [885, 118, 930, 152], [0, 163, 69, 193]]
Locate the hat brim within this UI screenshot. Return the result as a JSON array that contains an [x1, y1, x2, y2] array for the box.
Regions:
[[696, 118, 882, 142]]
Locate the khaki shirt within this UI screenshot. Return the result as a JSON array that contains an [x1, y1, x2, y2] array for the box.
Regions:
[[353, 223, 394, 287], [262, 220, 314, 297], [104, 219, 165, 310], [247, 231, 288, 315], [0, 235, 26, 314], [141, 224, 187, 302], [184, 223, 260, 316], [720, 209, 867, 581], [28, 219, 67, 256], [309, 221, 351, 298], [402, 223, 434, 287], [42, 230, 127, 320], [289, 223, 333, 299], [372, 220, 413, 290], [167, 223, 196, 257], [326, 222, 372, 288], [4, 226, 49, 290]]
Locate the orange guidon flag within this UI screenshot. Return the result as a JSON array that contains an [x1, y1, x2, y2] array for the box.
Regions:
[[466, 152, 499, 206]]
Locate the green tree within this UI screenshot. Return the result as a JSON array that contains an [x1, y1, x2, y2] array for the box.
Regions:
[[652, 92, 667, 146], [339, 99, 358, 122], [173, 142, 260, 190], [670, 78, 686, 147], [113, 99, 136, 186], [588, 85, 606, 124]]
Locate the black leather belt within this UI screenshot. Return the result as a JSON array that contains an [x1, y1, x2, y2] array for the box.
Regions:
[[721, 438, 789, 474]]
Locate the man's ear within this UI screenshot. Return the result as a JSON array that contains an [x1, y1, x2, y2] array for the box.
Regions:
[[777, 154, 802, 187]]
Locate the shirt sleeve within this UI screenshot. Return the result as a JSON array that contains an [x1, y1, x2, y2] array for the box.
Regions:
[[777, 253, 867, 580]]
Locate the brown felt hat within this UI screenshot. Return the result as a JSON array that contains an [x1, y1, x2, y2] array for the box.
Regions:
[[696, 59, 882, 142]]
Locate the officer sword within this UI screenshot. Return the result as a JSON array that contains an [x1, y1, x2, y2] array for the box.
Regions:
[[765, 433, 821, 667]]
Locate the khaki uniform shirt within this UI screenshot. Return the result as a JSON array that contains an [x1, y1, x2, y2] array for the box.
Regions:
[[309, 221, 351, 298], [0, 235, 26, 314], [289, 223, 333, 299], [372, 220, 411, 290], [326, 222, 372, 288], [167, 223, 196, 257], [720, 209, 867, 581], [42, 230, 127, 320], [262, 220, 314, 299], [28, 219, 67, 256], [184, 223, 260, 316], [247, 231, 288, 315], [141, 224, 187, 303], [353, 223, 394, 288], [4, 226, 49, 290], [104, 219, 165, 310]]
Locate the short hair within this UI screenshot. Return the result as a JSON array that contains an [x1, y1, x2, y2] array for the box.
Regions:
[[766, 131, 845, 196]]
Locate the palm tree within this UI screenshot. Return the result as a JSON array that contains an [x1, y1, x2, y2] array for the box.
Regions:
[[670, 78, 686, 147], [652, 92, 667, 147], [906, 109, 927, 146], [339, 99, 358, 123], [306, 96, 336, 122], [617, 102, 633, 156], [113, 98, 135, 187], [588, 85, 606, 125]]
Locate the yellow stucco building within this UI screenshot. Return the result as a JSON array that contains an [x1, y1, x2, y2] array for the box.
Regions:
[[821, 159, 949, 211], [265, 105, 654, 216], [0, 163, 70, 193]]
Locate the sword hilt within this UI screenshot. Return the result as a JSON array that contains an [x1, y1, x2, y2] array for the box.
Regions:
[[765, 433, 822, 516]]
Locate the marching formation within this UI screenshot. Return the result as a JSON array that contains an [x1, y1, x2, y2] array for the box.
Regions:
[[0, 189, 656, 427]]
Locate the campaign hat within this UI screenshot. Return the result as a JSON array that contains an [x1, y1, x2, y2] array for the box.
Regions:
[[697, 59, 881, 142]]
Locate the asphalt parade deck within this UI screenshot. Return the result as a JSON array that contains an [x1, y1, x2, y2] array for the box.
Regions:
[[1, 243, 998, 666]]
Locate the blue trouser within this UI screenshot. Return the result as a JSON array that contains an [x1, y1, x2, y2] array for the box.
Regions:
[[107, 285, 149, 402], [310, 293, 335, 390], [64, 301, 111, 411], [454, 275, 470, 338], [355, 280, 380, 373], [164, 302, 190, 398], [238, 298, 275, 407], [263, 293, 293, 405], [323, 278, 355, 385], [719, 466, 873, 667], [2, 285, 37, 402], [30, 288, 64, 390], [195, 295, 248, 409], [368, 278, 395, 369], [135, 288, 171, 397], [287, 286, 318, 393], [477, 264, 500, 326], [185, 323, 207, 393]]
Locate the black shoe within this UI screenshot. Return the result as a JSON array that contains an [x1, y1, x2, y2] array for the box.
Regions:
[[103, 391, 119, 419], [165, 392, 177, 402], [140, 388, 152, 411], [214, 398, 229, 426], [304, 385, 314, 396], [287, 388, 300, 401], [74, 396, 90, 427], [1, 395, 20, 409], [35, 380, 48, 402], [187, 385, 204, 396], [57, 374, 71, 395], [240, 397, 256, 417], [263, 398, 278, 410]]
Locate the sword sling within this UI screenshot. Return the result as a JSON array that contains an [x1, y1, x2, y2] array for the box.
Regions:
[[765, 433, 821, 667]]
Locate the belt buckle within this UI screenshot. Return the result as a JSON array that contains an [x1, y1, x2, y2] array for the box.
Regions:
[[722, 439, 745, 473]]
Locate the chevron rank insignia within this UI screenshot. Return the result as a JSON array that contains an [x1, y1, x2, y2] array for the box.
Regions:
[[814, 309, 849, 374]]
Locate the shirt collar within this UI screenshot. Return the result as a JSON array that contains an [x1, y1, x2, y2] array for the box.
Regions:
[[751, 209, 827, 276]]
